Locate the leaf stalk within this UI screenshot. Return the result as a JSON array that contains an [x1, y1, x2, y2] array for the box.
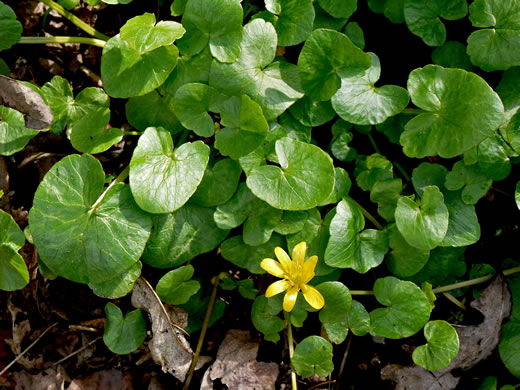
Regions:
[[19, 36, 106, 48], [287, 321, 298, 390]]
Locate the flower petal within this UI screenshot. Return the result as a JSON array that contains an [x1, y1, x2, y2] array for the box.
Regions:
[[301, 284, 325, 310], [261, 258, 286, 277], [292, 242, 307, 266], [275, 247, 292, 270], [265, 280, 290, 297], [302, 255, 318, 284], [283, 285, 300, 312]]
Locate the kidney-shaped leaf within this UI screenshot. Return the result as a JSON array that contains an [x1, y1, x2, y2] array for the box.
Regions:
[[412, 320, 460, 371], [0, 106, 38, 156], [467, 0, 520, 71], [156, 265, 201, 305], [101, 13, 184, 98], [292, 336, 334, 378], [0, 2, 22, 51], [29, 154, 152, 284], [89, 261, 142, 299], [129, 127, 209, 213], [126, 90, 182, 133], [103, 302, 147, 355], [331, 52, 409, 125], [210, 19, 303, 120], [401, 65, 504, 158], [317, 281, 352, 324], [369, 276, 432, 338], [0, 209, 28, 291], [297, 28, 371, 101], [246, 137, 335, 210], [251, 295, 285, 342], [441, 190, 480, 247], [264, 0, 315, 46], [386, 223, 430, 278], [318, 0, 357, 19]]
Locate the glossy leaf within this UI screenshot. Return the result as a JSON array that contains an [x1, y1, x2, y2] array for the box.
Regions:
[[88, 261, 142, 299], [395, 186, 449, 250], [264, 0, 314, 46], [317, 281, 352, 324], [467, 0, 520, 71], [156, 265, 200, 305], [163, 46, 212, 95], [496, 67, 520, 126], [319, 0, 357, 19], [178, 0, 242, 62], [101, 13, 185, 98], [297, 28, 371, 101], [142, 203, 228, 268], [129, 127, 210, 213], [0, 209, 28, 291], [274, 211, 308, 235], [411, 162, 448, 197], [402, 65, 504, 158], [355, 153, 393, 192], [210, 19, 303, 120], [0, 106, 38, 156], [432, 40, 472, 70], [476, 134, 511, 181], [0, 2, 22, 51], [409, 246, 466, 286], [126, 90, 183, 133], [292, 336, 334, 378], [386, 224, 430, 278], [412, 320, 460, 370], [332, 52, 409, 125], [246, 137, 335, 210], [103, 302, 147, 355], [441, 190, 481, 247], [369, 276, 431, 338], [499, 274, 520, 378], [29, 154, 151, 284], [344, 21, 366, 49], [313, 2, 348, 30], [444, 160, 492, 205], [289, 96, 336, 127], [251, 295, 284, 342]]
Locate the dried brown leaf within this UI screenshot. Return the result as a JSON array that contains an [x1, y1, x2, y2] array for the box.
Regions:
[[13, 370, 64, 390], [66, 369, 132, 390], [201, 329, 279, 390], [381, 364, 459, 390]]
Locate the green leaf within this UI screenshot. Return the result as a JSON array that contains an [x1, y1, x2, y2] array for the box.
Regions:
[[344, 22, 365, 49], [297, 28, 371, 101], [478, 377, 498, 390], [317, 281, 352, 324], [292, 336, 334, 378], [325, 198, 389, 272], [516, 182, 520, 210], [279, 112, 312, 143], [0, 209, 28, 291], [408, 246, 466, 286], [467, 0, 520, 71], [355, 153, 393, 192], [41, 77, 110, 135], [210, 19, 303, 120], [0, 58, 9, 76], [101, 13, 184, 98], [142, 203, 228, 268], [88, 261, 142, 299], [171, 0, 187, 15], [0, 106, 38, 156], [251, 295, 284, 342], [496, 67, 520, 127], [375, 114, 408, 144], [369, 276, 431, 338], [246, 137, 335, 210], [369, 178, 402, 221], [103, 303, 147, 355], [441, 190, 481, 247], [412, 320, 460, 370], [129, 127, 210, 213], [404, 0, 467, 47], [345, 300, 370, 336], [402, 65, 504, 158], [320, 167, 352, 206], [237, 279, 259, 300], [386, 223, 430, 278], [58, 0, 79, 9], [29, 155, 151, 284], [156, 265, 200, 305], [0, 1, 22, 51], [178, 0, 242, 62], [476, 133, 511, 181], [503, 109, 520, 154], [180, 289, 226, 333], [395, 186, 449, 250], [499, 274, 520, 378], [126, 90, 183, 133], [163, 47, 212, 95], [383, 0, 406, 23], [190, 158, 242, 207], [221, 234, 285, 274], [313, 2, 348, 31], [264, 0, 314, 46], [431, 40, 472, 70], [289, 96, 336, 127], [444, 160, 492, 205], [331, 52, 409, 125], [319, 0, 357, 19], [331, 131, 357, 162], [411, 162, 448, 197], [274, 211, 307, 235], [216, 95, 270, 159], [69, 107, 123, 154]]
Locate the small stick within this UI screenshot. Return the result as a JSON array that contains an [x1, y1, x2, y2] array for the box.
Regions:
[[53, 336, 102, 366], [334, 334, 352, 390], [0, 322, 58, 376]]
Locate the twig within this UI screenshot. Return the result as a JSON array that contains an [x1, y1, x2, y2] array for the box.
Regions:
[[0, 322, 58, 376], [334, 334, 352, 390], [53, 336, 102, 365], [308, 380, 336, 390]]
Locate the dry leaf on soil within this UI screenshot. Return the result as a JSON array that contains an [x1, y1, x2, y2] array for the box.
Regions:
[[67, 369, 133, 390], [13, 370, 64, 390]]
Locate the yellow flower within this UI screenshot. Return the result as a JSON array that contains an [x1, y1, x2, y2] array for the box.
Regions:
[[260, 241, 325, 312]]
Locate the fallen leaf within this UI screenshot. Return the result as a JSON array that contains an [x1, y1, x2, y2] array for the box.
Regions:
[[131, 278, 193, 382], [200, 329, 279, 390], [0, 75, 53, 130], [13, 370, 64, 390], [66, 369, 132, 390], [381, 274, 512, 389]]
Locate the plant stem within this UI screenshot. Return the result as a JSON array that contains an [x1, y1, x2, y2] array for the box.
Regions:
[[401, 108, 425, 115], [349, 198, 383, 230], [90, 165, 129, 212], [183, 273, 225, 390], [367, 133, 380, 154], [19, 36, 106, 48], [393, 161, 411, 182], [287, 321, 298, 390], [40, 0, 109, 41]]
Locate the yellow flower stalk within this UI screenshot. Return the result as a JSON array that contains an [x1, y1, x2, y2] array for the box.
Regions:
[[261, 242, 325, 312]]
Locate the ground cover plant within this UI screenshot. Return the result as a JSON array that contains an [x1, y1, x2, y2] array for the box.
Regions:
[[0, 0, 520, 388]]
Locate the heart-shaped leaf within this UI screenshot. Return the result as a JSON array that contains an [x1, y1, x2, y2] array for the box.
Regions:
[[292, 336, 334, 378], [246, 137, 335, 210], [126, 90, 183, 133], [289, 96, 336, 127], [129, 127, 210, 213], [0, 2, 22, 51], [409, 246, 466, 286], [369, 276, 432, 338], [156, 265, 200, 305], [401, 65, 504, 158], [318, 0, 357, 19], [0, 209, 28, 291], [412, 320, 460, 370], [163, 47, 212, 95], [444, 161, 492, 205], [251, 295, 285, 342], [0, 106, 38, 156], [432, 40, 472, 70], [103, 302, 147, 355], [386, 223, 430, 278], [317, 281, 352, 324], [441, 190, 481, 247], [88, 261, 142, 299], [263, 0, 315, 46], [29, 154, 152, 284]]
